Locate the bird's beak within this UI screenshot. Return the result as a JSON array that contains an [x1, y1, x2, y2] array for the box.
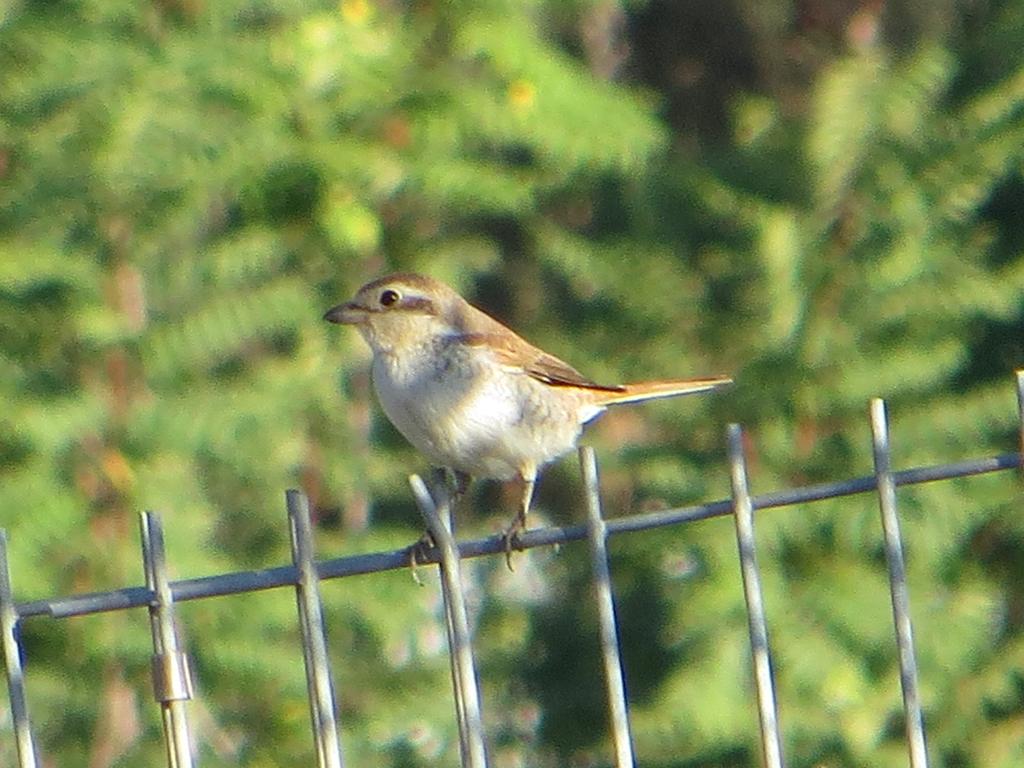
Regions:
[[323, 301, 365, 325]]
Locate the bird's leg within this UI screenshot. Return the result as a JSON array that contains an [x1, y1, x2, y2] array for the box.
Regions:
[[502, 473, 536, 571], [450, 469, 471, 504], [408, 468, 469, 583]]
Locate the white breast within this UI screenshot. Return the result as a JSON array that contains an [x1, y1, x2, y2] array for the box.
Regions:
[[370, 343, 597, 480]]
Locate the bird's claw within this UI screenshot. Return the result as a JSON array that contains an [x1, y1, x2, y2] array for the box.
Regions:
[[407, 531, 436, 586], [501, 513, 527, 572]]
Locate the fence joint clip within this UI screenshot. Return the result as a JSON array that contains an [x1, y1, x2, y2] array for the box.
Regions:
[[150, 649, 193, 703]]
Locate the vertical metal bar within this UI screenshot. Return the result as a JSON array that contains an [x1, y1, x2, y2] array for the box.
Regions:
[[432, 477, 471, 768], [140, 512, 195, 768], [0, 531, 39, 768], [287, 490, 345, 768], [1015, 370, 1024, 471], [869, 400, 930, 768], [579, 447, 636, 768], [409, 475, 488, 768], [727, 425, 785, 768]]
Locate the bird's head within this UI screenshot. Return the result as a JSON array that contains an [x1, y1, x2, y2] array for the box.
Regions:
[[324, 273, 464, 354]]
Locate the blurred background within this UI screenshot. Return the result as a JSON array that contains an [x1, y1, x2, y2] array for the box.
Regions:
[[2, 0, 1023, 765]]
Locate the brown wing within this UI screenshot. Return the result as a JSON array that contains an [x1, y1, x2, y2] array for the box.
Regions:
[[453, 295, 625, 392], [460, 332, 625, 392]]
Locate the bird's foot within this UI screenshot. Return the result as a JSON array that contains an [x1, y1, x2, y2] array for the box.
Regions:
[[501, 513, 528, 572], [406, 530, 436, 586]]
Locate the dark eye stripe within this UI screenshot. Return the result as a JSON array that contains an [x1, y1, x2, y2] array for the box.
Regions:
[[400, 296, 436, 314]]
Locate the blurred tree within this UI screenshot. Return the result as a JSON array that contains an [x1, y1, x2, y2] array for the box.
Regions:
[[0, 0, 1022, 766], [0, 0, 665, 765], [599, 3, 1024, 767]]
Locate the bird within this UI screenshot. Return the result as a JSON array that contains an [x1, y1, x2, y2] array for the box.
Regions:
[[324, 272, 731, 563]]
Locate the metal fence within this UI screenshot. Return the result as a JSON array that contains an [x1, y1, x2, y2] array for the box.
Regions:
[[3, 373, 1023, 767]]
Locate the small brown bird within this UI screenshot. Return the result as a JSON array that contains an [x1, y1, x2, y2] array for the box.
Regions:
[[325, 273, 731, 556]]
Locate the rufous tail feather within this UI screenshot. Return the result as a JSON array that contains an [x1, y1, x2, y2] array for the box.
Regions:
[[597, 375, 732, 406]]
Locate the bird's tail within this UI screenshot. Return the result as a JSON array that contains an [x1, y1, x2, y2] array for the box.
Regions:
[[596, 375, 732, 406]]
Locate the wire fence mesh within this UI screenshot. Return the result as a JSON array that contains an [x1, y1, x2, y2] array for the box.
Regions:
[[3, 371, 1023, 767]]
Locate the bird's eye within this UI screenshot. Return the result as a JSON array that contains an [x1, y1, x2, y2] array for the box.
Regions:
[[379, 289, 400, 307]]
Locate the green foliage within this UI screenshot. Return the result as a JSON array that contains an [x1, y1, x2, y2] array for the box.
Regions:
[[1, 0, 1023, 766]]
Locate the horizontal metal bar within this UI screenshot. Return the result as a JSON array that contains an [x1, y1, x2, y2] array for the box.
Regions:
[[14, 451, 1021, 622]]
